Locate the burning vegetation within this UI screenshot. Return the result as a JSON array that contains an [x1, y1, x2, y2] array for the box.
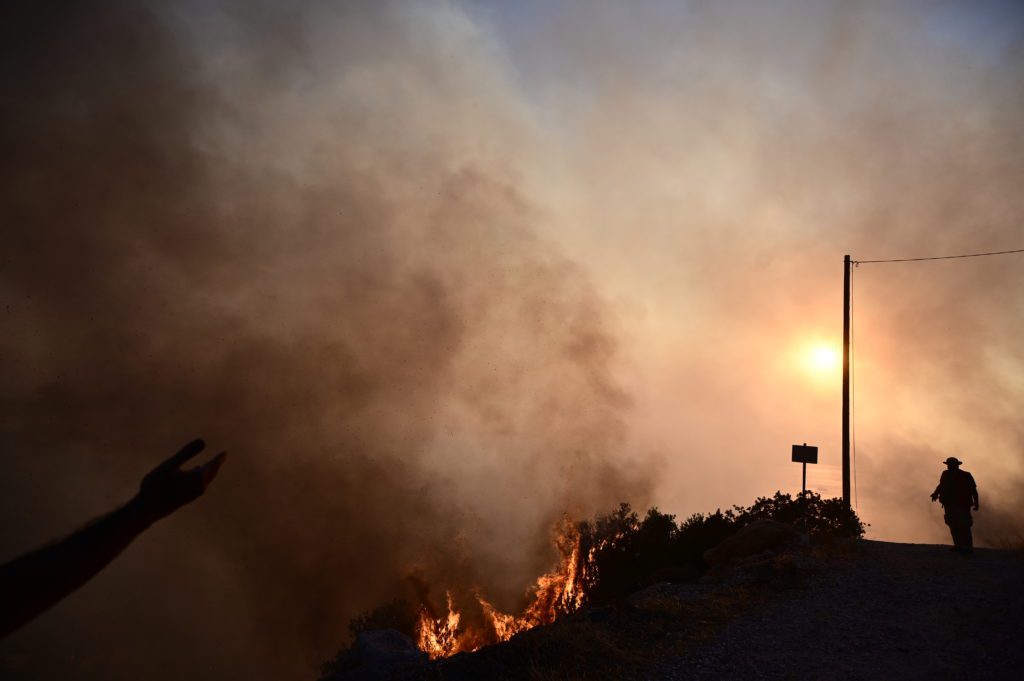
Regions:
[[329, 491, 864, 667], [413, 519, 595, 659]]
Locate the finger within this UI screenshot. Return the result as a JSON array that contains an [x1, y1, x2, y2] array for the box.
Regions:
[[196, 451, 227, 487], [164, 438, 206, 470]]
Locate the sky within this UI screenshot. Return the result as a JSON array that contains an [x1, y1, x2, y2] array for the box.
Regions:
[[1, 1, 1022, 680], [478, 0, 1024, 529]]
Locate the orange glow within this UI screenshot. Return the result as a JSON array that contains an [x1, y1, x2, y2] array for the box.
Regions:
[[415, 519, 592, 659], [416, 592, 464, 659], [803, 343, 840, 376]]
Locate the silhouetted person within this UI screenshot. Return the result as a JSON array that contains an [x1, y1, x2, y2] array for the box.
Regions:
[[0, 439, 226, 638], [930, 456, 979, 554]]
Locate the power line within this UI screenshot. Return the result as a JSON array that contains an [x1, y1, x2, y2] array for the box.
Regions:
[[853, 248, 1024, 265]]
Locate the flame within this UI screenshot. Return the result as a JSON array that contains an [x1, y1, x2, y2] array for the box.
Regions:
[[416, 592, 463, 659], [415, 519, 596, 658], [477, 596, 531, 642]]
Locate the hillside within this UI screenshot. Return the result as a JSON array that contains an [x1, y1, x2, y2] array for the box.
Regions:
[[325, 540, 1024, 680]]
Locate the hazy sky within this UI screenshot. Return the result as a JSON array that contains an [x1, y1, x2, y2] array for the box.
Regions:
[[1, 1, 1022, 680], [465, 0, 1024, 535]]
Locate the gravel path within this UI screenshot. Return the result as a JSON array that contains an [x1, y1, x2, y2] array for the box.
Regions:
[[650, 541, 1024, 681]]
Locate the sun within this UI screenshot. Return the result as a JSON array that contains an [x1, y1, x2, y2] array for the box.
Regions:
[[805, 343, 840, 375]]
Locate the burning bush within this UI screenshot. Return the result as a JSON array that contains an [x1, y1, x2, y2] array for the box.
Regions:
[[329, 490, 863, 667]]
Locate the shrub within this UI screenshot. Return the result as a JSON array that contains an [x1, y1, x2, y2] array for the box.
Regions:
[[578, 491, 864, 606], [577, 505, 666, 606], [347, 598, 418, 640], [731, 491, 865, 538]]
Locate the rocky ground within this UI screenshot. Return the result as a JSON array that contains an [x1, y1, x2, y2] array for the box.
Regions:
[[324, 540, 1024, 681], [651, 541, 1024, 681]]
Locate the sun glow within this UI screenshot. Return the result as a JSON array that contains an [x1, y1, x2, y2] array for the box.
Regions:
[[804, 343, 840, 375]]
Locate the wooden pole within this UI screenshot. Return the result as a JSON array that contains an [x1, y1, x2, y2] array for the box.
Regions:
[[842, 255, 851, 507]]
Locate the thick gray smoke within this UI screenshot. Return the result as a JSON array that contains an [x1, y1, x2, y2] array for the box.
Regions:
[[0, 2, 649, 679]]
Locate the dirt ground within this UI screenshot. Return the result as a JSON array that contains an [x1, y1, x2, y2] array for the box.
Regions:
[[650, 541, 1024, 681]]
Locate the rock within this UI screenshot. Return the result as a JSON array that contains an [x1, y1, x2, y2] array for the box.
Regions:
[[702, 519, 801, 567], [321, 629, 427, 681], [651, 564, 702, 583], [626, 582, 701, 609]]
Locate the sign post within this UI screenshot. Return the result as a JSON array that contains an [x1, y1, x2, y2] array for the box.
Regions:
[[791, 443, 818, 496]]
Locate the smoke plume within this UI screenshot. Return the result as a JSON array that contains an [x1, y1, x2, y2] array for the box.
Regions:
[[0, 2, 648, 678]]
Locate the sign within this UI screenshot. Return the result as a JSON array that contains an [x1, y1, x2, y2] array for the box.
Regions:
[[792, 444, 818, 464]]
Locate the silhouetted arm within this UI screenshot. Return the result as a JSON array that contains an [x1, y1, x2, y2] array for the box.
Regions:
[[970, 475, 979, 510], [0, 439, 226, 639], [930, 472, 946, 502]]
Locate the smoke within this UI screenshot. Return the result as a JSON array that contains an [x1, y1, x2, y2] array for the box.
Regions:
[[512, 0, 1024, 543], [1, 1, 1023, 679], [0, 2, 648, 679]]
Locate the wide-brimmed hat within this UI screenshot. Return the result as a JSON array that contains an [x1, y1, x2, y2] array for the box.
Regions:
[[943, 457, 963, 465]]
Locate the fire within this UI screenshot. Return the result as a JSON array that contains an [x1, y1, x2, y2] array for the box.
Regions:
[[416, 592, 463, 659], [415, 519, 595, 659], [477, 596, 531, 642]]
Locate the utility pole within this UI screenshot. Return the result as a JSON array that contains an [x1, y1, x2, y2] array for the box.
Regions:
[[842, 254, 851, 508]]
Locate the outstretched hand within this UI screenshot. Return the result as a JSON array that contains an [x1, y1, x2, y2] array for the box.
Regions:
[[132, 439, 227, 523], [0, 438, 228, 638]]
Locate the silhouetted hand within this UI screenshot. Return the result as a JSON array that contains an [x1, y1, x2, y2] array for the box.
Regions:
[[131, 439, 227, 524], [1, 437, 228, 639], [930, 494, 938, 502]]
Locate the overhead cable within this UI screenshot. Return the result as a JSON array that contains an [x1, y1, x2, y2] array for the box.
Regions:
[[853, 248, 1024, 265]]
